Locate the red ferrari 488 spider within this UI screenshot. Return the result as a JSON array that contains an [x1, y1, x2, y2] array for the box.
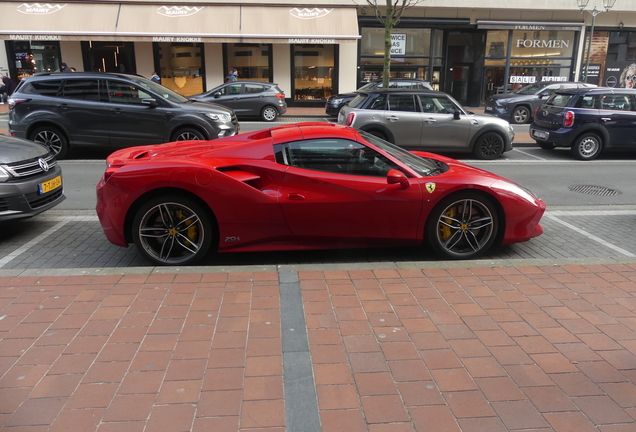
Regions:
[[96, 123, 545, 266]]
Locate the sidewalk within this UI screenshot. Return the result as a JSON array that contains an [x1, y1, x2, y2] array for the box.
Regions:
[[2, 261, 636, 431]]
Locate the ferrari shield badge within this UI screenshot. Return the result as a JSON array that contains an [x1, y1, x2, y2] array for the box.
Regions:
[[425, 183, 436, 193]]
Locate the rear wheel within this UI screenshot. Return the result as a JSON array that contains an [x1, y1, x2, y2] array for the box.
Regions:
[[426, 192, 499, 260], [473, 132, 504, 160], [261, 106, 278, 122], [511, 106, 530, 124], [537, 140, 554, 150], [30, 126, 69, 159], [571, 133, 602, 160], [171, 127, 206, 142], [132, 195, 214, 266]]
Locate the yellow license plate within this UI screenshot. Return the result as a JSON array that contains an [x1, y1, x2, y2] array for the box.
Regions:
[[38, 175, 62, 194]]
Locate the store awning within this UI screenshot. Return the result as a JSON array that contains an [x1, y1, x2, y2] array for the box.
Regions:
[[0, 2, 360, 43]]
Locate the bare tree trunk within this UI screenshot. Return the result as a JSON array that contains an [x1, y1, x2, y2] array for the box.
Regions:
[[383, 0, 394, 88]]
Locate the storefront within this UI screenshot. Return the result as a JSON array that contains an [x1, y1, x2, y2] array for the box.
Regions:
[[477, 21, 584, 103]]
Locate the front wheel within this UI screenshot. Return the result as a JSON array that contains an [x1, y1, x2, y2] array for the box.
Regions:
[[132, 195, 214, 266], [171, 127, 206, 142], [511, 106, 530, 124], [30, 126, 70, 159], [571, 133, 602, 160], [426, 192, 499, 260], [261, 106, 278, 122], [473, 132, 504, 160]]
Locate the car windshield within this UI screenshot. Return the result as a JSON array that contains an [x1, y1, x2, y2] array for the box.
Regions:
[[359, 130, 444, 177], [515, 83, 547, 95], [129, 76, 189, 103]]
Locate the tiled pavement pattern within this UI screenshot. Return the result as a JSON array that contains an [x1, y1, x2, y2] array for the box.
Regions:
[[2, 264, 636, 431]]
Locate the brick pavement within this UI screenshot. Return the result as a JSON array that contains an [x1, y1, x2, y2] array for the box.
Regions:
[[2, 263, 636, 431]]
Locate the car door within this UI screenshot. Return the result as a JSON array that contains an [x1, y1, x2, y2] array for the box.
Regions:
[[210, 83, 245, 114], [57, 78, 109, 147], [241, 83, 268, 116], [277, 138, 423, 243], [417, 95, 471, 150], [599, 94, 636, 148], [105, 80, 167, 148], [382, 94, 424, 148]]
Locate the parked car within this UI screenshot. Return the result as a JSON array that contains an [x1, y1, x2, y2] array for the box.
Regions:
[[325, 78, 433, 116], [485, 81, 596, 124], [337, 89, 514, 160], [96, 122, 545, 266], [0, 134, 65, 222], [8, 72, 239, 159], [530, 87, 636, 160], [190, 81, 287, 121]]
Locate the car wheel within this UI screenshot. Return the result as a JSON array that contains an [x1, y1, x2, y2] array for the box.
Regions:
[[537, 140, 554, 150], [571, 133, 602, 160], [172, 127, 206, 142], [30, 126, 69, 159], [511, 106, 530, 124], [261, 106, 278, 122], [132, 195, 214, 266], [426, 192, 499, 260], [473, 132, 504, 160]]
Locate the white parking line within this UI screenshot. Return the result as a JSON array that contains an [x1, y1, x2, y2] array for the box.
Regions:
[[544, 213, 636, 257], [0, 221, 69, 268], [511, 148, 548, 160]]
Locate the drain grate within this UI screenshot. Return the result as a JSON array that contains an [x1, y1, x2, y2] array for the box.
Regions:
[[568, 185, 621, 196]]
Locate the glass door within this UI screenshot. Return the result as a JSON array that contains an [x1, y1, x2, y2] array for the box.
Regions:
[[449, 64, 471, 105]]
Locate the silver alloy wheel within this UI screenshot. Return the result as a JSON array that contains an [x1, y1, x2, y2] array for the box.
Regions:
[[435, 198, 495, 258], [176, 130, 204, 141], [574, 135, 601, 160], [512, 106, 530, 124], [261, 106, 278, 122], [34, 130, 63, 155], [137, 202, 205, 265]]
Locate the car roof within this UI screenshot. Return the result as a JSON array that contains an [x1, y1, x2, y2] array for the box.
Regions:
[[554, 86, 636, 95], [27, 71, 145, 80], [222, 80, 279, 85], [357, 88, 445, 96]]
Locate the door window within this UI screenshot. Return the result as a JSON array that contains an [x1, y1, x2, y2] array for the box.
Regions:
[[417, 95, 457, 114], [275, 139, 398, 177], [217, 84, 242, 96], [600, 94, 635, 111], [244, 84, 265, 94], [106, 81, 152, 104], [26, 80, 63, 97], [388, 94, 418, 112], [62, 80, 102, 101]]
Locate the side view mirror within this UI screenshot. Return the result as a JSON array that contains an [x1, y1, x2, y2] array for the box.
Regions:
[[453, 111, 461, 120], [141, 98, 158, 107], [538, 92, 548, 98], [387, 169, 409, 189], [213, 92, 221, 98]]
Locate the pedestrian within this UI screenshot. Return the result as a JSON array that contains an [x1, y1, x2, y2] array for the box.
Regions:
[[151, 72, 161, 83], [0, 81, 6, 104], [229, 68, 238, 81], [1, 75, 17, 103], [60, 62, 72, 73]]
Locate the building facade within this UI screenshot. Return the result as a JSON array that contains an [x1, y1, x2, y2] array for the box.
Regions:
[[1, 0, 635, 107]]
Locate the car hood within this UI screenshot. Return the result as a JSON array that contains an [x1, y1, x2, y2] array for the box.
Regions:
[[179, 100, 234, 114], [0, 135, 50, 164], [330, 92, 357, 100]]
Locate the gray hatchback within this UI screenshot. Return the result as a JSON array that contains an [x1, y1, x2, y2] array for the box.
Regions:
[[0, 135, 65, 222], [338, 89, 514, 160]]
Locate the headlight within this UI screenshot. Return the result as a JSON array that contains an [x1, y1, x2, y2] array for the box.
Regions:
[[494, 179, 540, 203], [331, 98, 343, 105], [497, 98, 514, 104], [204, 112, 231, 122], [0, 166, 10, 183]]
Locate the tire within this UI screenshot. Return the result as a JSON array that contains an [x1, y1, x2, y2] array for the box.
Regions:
[[261, 106, 278, 122], [511, 106, 530, 124], [473, 132, 504, 160], [537, 140, 554, 150], [571, 133, 602, 160], [30, 126, 70, 159], [132, 195, 214, 266], [426, 192, 499, 260], [171, 127, 206, 142]]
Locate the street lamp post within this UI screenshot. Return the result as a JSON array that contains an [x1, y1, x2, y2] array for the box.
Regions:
[[577, 0, 616, 82]]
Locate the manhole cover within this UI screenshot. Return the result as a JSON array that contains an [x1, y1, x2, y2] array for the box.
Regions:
[[568, 185, 621, 196]]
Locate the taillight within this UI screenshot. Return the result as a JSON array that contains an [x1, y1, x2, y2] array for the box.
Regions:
[[103, 165, 122, 183], [7, 97, 29, 110], [534, 106, 539, 119], [563, 111, 575, 127], [345, 112, 356, 127], [275, 93, 285, 99]]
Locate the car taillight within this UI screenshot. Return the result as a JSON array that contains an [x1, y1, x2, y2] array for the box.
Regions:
[[7, 97, 29, 110], [275, 93, 285, 99], [345, 112, 356, 127], [563, 111, 575, 127], [534, 106, 540, 119], [103, 165, 122, 183]]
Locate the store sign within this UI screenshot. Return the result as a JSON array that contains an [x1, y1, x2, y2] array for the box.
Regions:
[[290, 8, 333, 19], [17, 3, 66, 14], [516, 39, 570, 49], [391, 34, 406, 56], [510, 76, 536, 84], [9, 34, 62, 41], [156, 6, 203, 17], [153, 37, 202, 42], [288, 38, 335, 44], [541, 76, 568, 82]]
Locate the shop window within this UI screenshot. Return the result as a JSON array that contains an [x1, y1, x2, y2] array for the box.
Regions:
[[225, 43, 272, 82], [292, 44, 334, 101], [154, 42, 204, 97], [510, 30, 575, 59], [82, 41, 136, 74], [6, 41, 61, 81]]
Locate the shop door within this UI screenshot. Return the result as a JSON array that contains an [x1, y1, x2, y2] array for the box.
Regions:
[[448, 64, 472, 106], [482, 67, 505, 104]]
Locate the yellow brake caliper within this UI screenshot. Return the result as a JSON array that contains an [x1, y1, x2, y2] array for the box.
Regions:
[[176, 209, 198, 245], [440, 208, 455, 241]]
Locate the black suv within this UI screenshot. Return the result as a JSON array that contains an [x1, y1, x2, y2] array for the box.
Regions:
[[8, 72, 239, 159], [485, 81, 596, 124], [530, 87, 636, 160], [325, 78, 433, 116]]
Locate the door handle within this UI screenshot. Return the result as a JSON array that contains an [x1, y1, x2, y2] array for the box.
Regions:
[[425, 118, 437, 123], [112, 108, 123, 114], [601, 117, 611, 121], [56, 104, 68, 110], [386, 116, 399, 122], [288, 193, 305, 200]]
